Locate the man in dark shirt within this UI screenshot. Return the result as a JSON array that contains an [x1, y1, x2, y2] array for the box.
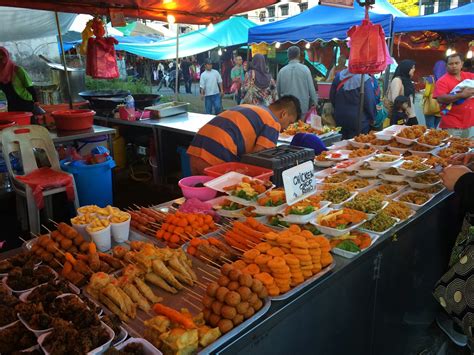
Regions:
[[181, 57, 192, 94]]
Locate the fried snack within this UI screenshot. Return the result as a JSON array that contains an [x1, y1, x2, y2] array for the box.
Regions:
[[361, 211, 396, 232], [400, 161, 431, 171], [320, 187, 352, 204], [354, 132, 376, 143], [397, 125, 426, 139], [134, 277, 162, 303], [412, 172, 441, 184], [372, 154, 399, 162], [122, 282, 151, 312], [417, 134, 443, 147], [110, 211, 131, 224], [373, 184, 398, 196], [145, 273, 178, 294], [346, 178, 371, 191], [71, 213, 95, 225], [77, 205, 100, 214], [317, 208, 367, 228], [348, 147, 376, 158], [323, 172, 350, 184], [86, 218, 110, 232]]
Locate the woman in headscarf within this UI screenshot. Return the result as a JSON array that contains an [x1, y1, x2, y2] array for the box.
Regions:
[[423, 60, 447, 129], [241, 54, 277, 106], [329, 68, 377, 139], [387, 59, 418, 125], [0, 47, 37, 112]]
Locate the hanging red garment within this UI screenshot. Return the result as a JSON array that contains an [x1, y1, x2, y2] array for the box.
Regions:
[[16, 167, 75, 209], [347, 17, 391, 74]]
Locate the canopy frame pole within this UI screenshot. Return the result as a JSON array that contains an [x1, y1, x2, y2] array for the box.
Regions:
[[357, 73, 365, 136], [383, 19, 395, 96], [55, 12, 73, 109], [175, 24, 179, 102]]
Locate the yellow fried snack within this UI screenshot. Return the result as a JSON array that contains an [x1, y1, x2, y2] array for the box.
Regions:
[[77, 205, 100, 214], [110, 212, 131, 224], [86, 217, 110, 232], [97, 205, 121, 216], [71, 213, 95, 225]]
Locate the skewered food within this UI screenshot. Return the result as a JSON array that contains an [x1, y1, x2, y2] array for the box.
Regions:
[[155, 212, 217, 247], [222, 217, 273, 251], [361, 211, 397, 232], [187, 238, 239, 265]]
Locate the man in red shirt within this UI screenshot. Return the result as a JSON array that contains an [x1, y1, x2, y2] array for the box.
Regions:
[[434, 53, 474, 138]]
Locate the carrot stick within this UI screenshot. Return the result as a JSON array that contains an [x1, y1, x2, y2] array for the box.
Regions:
[[153, 303, 196, 329]]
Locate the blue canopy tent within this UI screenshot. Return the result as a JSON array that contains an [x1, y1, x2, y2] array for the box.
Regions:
[[248, 0, 406, 44], [115, 16, 256, 60], [393, 3, 474, 34]]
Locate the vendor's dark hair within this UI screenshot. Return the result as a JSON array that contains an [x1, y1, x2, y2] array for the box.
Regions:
[[446, 53, 463, 62], [271, 95, 302, 120], [393, 95, 409, 112]]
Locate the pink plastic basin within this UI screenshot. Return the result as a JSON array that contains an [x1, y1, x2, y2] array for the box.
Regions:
[[178, 175, 217, 201]]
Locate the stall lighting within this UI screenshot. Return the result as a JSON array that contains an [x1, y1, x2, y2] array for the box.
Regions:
[[275, 42, 281, 49], [446, 48, 456, 56], [208, 23, 214, 32], [305, 42, 311, 49], [467, 50, 473, 59], [167, 14, 176, 24], [218, 48, 222, 56]]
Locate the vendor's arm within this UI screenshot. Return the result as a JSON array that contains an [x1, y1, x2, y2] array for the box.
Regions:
[[454, 171, 474, 213]]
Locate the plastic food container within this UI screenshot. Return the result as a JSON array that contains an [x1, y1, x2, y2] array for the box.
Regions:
[[408, 180, 442, 189], [313, 219, 366, 237], [116, 337, 162, 354], [111, 213, 131, 243], [19, 281, 80, 303], [387, 146, 410, 154], [38, 321, 114, 355], [51, 109, 96, 131], [208, 196, 245, 218], [378, 172, 406, 183], [347, 139, 369, 148], [331, 232, 380, 259], [2, 266, 58, 295], [357, 168, 380, 178], [358, 217, 399, 235], [394, 135, 417, 146], [396, 166, 432, 178], [178, 175, 217, 201], [366, 154, 402, 169], [280, 201, 331, 224], [17, 313, 52, 337], [0, 112, 31, 125], [204, 171, 249, 193], [204, 162, 273, 181], [326, 191, 358, 210], [395, 191, 435, 211], [314, 160, 335, 168], [87, 224, 112, 252], [252, 202, 287, 216], [70, 220, 90, 240]]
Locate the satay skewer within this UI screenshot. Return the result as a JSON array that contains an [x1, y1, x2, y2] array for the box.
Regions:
[[184, 291, 202, 303], [199, 256, 222, 270], [182, 285, 202, 297], [48, 219, 59, 227], [183, 297, 201, 311], [41, 224, 52, 233], [198, 267, 219, 279], [202, 276, 216, 284]]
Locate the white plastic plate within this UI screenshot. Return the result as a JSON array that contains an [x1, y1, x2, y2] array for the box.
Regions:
[[203, 171, 249, 193], [331, 232, 380, 259]]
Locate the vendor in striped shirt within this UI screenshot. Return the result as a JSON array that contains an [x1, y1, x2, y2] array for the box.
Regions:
[[188, 95, 301, 175]]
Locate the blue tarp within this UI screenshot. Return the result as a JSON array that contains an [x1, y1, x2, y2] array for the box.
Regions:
[[115, 17, 256, 60], [60, 32, 161, 53], [248, 0, 406, 44], [393, 3, 474, 34]]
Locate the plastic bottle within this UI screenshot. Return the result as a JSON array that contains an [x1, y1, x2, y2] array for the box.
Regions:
[[125, 95, 135, 109]]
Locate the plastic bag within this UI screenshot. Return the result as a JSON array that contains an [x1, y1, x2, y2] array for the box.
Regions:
[[347, 19, 391, 74], [86, 37, 119, 79], [16, 167, 75, 209], [304, 106, 322, 129]]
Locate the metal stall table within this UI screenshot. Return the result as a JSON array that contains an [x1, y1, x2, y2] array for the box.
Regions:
[[95, 113, 342, 181], [205, 191, 461, 355]]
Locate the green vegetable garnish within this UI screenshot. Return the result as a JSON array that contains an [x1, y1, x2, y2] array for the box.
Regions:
[[289, 205, 315, 215], [337, 240, 361, 252], [336, 224, 348, 230]]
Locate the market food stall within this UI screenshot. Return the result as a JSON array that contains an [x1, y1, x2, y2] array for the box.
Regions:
[[1, 123, 469, 354]]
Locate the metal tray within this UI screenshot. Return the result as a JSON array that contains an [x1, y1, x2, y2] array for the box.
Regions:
[[145, 102, 189, 118], [82, 241, 271, 354], [269, 261, 336, 301]]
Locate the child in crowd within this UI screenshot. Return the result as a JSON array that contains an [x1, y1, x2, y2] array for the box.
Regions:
[[391, 96, 410, 125]]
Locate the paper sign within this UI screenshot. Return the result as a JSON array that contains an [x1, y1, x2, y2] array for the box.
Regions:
[[109, 10, 126, 27], [320, 0, 354, 8], [282, 161, 317, 206]]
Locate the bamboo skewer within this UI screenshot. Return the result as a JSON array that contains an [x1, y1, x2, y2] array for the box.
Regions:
[[184, 290, 202, 302], [182, 297, 201, 311], [198, 267, 218, 279], [199, 256, 222, 270], [41, 224, 52, 233], [18, 236, 28, 244], [220, 256, 233, 264], [195, 280, 208, 289], [54, 258, 64, 268], [195, 283, 207, 291], [49, 219, 59, 226], [182, 285, 202, 298], [202, 276, 216, 284]]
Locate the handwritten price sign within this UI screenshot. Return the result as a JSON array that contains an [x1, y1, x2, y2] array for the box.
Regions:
[[282, 161, 317, 206]]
